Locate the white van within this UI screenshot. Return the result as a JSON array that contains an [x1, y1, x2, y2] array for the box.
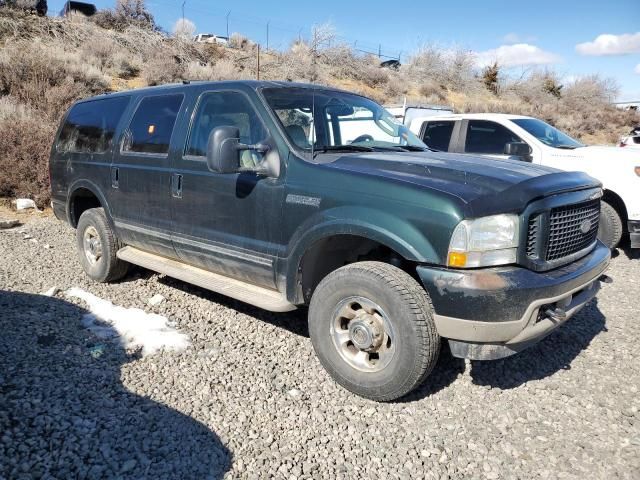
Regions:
[[409, 113, 640, 249]]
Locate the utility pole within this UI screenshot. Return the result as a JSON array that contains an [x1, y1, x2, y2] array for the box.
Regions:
[[378, 44, 382, 58], [181, 1, 185, 23], [266, 21, 269, 50], [226, 10, 231, 38]]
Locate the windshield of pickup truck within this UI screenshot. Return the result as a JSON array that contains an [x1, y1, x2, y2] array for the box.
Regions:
[[261, 87, 428, 154], [512, 118, 584, 149]]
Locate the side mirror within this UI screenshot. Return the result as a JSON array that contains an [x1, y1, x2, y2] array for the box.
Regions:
[[206, 126, 241, 173], [504, 141, 532, 158]]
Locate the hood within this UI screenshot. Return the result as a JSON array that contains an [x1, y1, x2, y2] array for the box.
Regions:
[[322, 151, 601, 217], [579, 145, 640, 161]]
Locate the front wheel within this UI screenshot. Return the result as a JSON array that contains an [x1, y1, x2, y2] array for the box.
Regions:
[[308, 261, 440, 402], [598, 201, 623, 249]]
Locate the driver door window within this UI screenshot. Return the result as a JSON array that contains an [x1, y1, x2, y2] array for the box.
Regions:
[[464, 120, 523, 155], [186, 91, 267, 168]]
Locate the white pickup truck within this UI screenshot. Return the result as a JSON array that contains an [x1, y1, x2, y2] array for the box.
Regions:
[[409, 113, 640, 249]]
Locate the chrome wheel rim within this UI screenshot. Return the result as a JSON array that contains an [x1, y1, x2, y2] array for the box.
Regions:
[[83, 226, 102, 265], [331, 296, 396, 372]]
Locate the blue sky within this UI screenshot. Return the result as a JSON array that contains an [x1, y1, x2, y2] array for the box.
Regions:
[[49, 0, 640, 100]]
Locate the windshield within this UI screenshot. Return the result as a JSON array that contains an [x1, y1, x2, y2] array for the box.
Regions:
[[261, 87, 428, 154], [512, 118, 584, 149]]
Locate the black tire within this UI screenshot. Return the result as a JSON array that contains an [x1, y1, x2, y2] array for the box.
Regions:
[[76, 208, 128, 283], [598, 201, 623, 249], [308, 261, 440, 402]]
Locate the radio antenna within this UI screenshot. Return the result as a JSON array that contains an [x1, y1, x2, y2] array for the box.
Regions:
[[311, 86, 316, 158]]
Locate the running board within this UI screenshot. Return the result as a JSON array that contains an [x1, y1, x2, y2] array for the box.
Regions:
[[117, 246, 296, 312]]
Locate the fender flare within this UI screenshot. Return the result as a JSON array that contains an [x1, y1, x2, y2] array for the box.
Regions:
[[66, 179, 114, 229], [283, 207, 440, 302]]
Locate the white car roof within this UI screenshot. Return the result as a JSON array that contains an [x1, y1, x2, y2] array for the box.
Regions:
[[422, 113, 534, 121]]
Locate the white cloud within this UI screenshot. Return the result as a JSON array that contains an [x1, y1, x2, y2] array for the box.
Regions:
[[502, 33, 537, 44], [475, 43, 561, 68], [576, 32, 640, 56], [635, 64, 640, 75]]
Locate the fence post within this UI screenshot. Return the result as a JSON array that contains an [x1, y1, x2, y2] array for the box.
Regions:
[[257, 44, 260, 80]]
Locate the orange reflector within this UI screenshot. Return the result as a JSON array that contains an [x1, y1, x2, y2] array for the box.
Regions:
[[448, 252, 467, 267], [148, 124, 156, 134]]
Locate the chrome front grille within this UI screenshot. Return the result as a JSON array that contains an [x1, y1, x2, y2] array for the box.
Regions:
[[526, 199, 601, 267], [546, 200, 600, 261]]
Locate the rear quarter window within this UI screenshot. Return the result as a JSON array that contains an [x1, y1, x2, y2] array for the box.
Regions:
[[56, 96, 130, 154]]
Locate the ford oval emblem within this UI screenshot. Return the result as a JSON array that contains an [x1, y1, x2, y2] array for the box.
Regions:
[[579, 219, 592, 234]]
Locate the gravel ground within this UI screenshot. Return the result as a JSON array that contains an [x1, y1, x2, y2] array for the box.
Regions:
[[1, 212, 639, 479]]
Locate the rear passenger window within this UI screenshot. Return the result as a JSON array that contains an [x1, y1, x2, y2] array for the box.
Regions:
[[57, 97, 129, 154], [122, 94, 183, 155], [422, 121, 454, 151], [465, 120, 522, 155]]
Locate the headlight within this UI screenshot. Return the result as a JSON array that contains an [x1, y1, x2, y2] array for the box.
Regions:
[[448, 214, 519, 268]]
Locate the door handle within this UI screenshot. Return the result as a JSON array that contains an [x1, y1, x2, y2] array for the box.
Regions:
[[111, 167, 119, 188], [171, 173, 183, 199]]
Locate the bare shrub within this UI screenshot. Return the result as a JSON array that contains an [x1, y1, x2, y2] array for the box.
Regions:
[[92, 0, 156, 32], [407, 45, 478, 93], [562, 75, 619, 107], [229, 32, 254, 51], [384, 75, 407, 101], [0, 110, 55, 206], [143, 52, 185, 85], [0, 40, 109, 119], [183, 59, 242, 81], [172, 18, 195, 41], [418, 81, 447, 102]]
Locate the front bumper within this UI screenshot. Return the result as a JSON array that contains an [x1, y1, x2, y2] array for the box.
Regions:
[[416, 242, 611, 360], [629, 220, 640, 249]]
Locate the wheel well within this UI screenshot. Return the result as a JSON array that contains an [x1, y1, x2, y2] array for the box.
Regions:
[[602, 189, 628, 223], [298, 235, 415, 304], [69, 188, 102, 228]]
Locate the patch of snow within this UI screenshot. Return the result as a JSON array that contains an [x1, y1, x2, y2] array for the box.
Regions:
[[148, 294, 165, 306], [65, 287, 190, 356], [15, 198, 37, 210], [42, 286, 59, 297]]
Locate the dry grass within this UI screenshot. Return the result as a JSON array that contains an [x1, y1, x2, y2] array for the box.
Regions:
[[0, 9, 637, 205]]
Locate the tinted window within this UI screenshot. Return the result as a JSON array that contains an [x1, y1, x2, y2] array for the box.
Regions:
[[465, 120, 523, 154], [123, 94, 183, 155], [186, 91, 267, 158], [57, 97, 129, 154], [422, 121, 455, 151]]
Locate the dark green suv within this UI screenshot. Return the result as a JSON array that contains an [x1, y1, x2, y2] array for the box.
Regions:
[[50, 81, 610, 401]]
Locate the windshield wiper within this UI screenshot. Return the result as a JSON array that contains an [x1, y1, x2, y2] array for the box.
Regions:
[[351, 145, 430, 152], [313, 145, 375, 156], [395, 145, 430, 152]]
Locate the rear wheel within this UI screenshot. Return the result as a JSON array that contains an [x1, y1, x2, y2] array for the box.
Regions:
[[308, 261, 440, 402], [76, 208, 129, 283], [598, 201, 623, 249]]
